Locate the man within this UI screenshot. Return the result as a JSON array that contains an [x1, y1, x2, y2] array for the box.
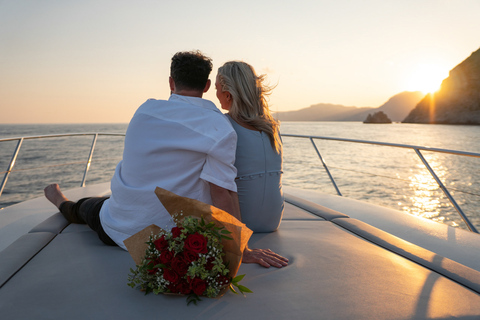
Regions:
[[45, 50, 287, 268]]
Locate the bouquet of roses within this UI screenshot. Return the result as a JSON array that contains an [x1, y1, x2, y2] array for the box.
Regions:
[[125, 187, 253, 305]]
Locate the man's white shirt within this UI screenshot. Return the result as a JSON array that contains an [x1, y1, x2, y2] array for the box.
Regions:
[[100, 94, 237, 249]]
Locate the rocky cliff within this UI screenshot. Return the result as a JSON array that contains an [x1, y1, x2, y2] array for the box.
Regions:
[[403, 47, 480, 124]]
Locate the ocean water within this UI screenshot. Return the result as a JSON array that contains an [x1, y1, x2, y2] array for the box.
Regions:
[[0, 123, 128, 208], [1, 122, 479, 231]]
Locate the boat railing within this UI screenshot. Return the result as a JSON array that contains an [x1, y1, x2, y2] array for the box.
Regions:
[[0, 133, 125, 201], [282, 134, 480, 234], [1, 132, 479, 233]]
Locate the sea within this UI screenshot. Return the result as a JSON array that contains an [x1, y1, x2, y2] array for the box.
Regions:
[[1, 122, 479, 231]]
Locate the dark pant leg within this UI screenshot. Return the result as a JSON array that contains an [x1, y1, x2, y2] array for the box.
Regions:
[[59, 199, 89, 224], [59, 197, 117, 246]]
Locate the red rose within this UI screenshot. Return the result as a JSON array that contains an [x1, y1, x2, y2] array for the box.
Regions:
[[163, 268, 179, 283], [205, 257, 215, 271], [190, 277, 207, 296], [146, 259, 158, 275], [217, 275, 230, 287], [158, 250, 174, 265], [167, 282, 177, 293], [183, 249, 199, 263], [169, 279, 191, 295], [154, 235, 169, 251], [184, 232, 208, 254], [171, 256, 189, 276], [171, 226, 183, 238], [177, 280, 191, 295]]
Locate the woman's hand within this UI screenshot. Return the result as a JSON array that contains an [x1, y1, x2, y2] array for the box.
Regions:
[[242, 247, 289, 268]]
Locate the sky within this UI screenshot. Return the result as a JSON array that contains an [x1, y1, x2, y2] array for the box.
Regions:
[[1, 0, 480, 123]]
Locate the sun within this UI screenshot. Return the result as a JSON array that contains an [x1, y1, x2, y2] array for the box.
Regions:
[[405, 63, 450, 94]]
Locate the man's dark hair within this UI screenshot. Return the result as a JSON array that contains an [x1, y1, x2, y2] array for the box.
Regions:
[[170, 51, 213, 91]]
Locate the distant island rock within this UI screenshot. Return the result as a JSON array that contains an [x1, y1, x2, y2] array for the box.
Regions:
[[363, 111, 392, 123], [273, 91, 423, 122], [403, 47, 480, 124]]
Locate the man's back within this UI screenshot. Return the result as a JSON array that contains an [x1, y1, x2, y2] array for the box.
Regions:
[[100, 94, 237, 249]]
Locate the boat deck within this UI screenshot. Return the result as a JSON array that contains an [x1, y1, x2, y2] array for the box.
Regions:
[[1, 184, 480, 319]]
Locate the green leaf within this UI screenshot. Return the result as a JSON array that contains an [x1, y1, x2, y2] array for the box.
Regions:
[[187, 294, 202, 306], [206, 221, 215, 228], [232, 274, 245, 283], [236, 285, 253, 294], [229, 284, 238, 294], [221, 229, 232, 234]]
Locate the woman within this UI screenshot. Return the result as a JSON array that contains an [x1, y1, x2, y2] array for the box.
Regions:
[[215, 61, 284, 232]]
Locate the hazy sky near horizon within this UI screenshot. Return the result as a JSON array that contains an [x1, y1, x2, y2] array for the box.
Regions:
[[1, 0, 480, 123]]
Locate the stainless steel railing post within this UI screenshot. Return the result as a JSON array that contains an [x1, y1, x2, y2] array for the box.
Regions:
[[80, 134, 98, 187], [310, 137, 343, 196], [414, 148, 479, 233], [281, 133, 480, 233], [0, 138, 23, 199], [0, 133, 125, 198]]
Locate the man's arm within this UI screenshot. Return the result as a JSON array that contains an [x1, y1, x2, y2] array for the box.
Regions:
[[209, 182, 241, 221], [209, 183, 289, 268]]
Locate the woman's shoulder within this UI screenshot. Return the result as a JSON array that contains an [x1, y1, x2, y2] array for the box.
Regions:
[[226, 114, 261, 132]]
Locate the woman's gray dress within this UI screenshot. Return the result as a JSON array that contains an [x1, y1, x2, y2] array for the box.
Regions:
[[227, 115, 284, 232]]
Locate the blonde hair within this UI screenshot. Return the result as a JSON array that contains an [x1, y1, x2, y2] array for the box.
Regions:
[[217, 61, 281, 153]]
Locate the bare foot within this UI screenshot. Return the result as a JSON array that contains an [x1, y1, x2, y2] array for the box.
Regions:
[[44, 184, 69, 209]]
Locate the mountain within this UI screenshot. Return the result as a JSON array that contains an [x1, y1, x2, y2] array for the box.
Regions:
[[403, 47, 480, 124], [351, 91, 424, 121], [274, 91, 423, 122], [375, 91, 425, 120], [273, 103, 371, 121]]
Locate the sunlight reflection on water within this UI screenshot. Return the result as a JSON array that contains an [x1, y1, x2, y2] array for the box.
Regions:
[[404, 159, 445, 220], [280, 122, 480, 231]]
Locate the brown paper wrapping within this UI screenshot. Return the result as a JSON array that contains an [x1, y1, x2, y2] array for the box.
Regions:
[[123, 224, 162, 266], [124, 187, 253, 285]]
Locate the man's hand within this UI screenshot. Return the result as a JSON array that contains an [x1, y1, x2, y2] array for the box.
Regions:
[[242, 247, 289, 268]]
